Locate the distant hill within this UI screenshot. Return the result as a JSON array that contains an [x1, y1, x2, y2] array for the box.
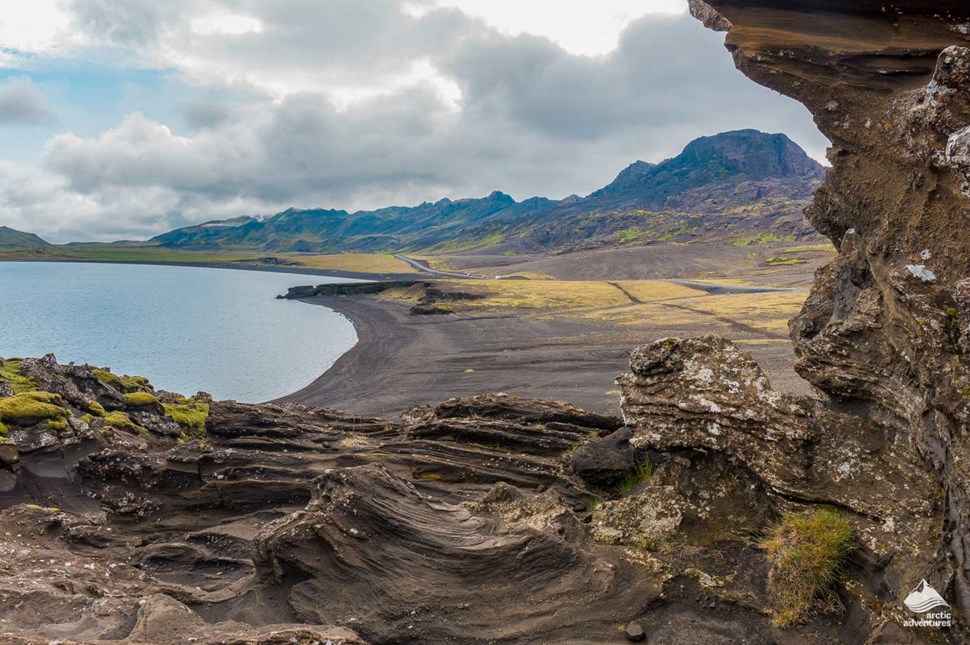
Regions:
[[0, 226, 50, 249], [149, 129, 825, 254]]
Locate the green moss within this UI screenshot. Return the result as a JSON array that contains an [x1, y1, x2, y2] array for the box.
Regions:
[[80, 413, 94, 424], [163, 397, 209, 437], [120, 375, 151, 392], [124, 391, 159, 407], [92, 369, 153, 393], [104, 411, 146, 434], [0, 359, 37, 394], [730, 232, 796, 247], [0, 392, 68, 424], [39, 418, 69, 434], [88, 401, 106, 417], [766, 256, 808, 266], [762, 508, 855, 627], [92, 369, 122, 388], [614, 228, 648, 244], [0, 421, 7, 435]]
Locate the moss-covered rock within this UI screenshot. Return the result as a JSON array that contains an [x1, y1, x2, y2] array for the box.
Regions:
[[104, 411, 147, 435], [0, 392, 68, 424], [162, 397, 209, 437], [0, 359, 36, 394], [125, 392, 159, 407]]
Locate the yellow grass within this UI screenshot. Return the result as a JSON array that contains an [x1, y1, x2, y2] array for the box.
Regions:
[[612, 280, 708, 302], [289, 253, 414, 273], [379, 277, 806, 338], [452, 280, 630, 310]]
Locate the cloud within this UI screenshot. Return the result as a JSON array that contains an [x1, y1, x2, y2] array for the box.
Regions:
[[0, 3, 830, 242], [183, 99, 233, 129], [0, 78, 55, 125]]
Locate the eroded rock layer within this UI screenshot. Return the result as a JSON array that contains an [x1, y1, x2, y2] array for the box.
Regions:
[[607, 0, 970, 637]]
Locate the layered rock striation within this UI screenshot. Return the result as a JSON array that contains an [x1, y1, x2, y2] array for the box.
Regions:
[[603, 0, 970, 637]]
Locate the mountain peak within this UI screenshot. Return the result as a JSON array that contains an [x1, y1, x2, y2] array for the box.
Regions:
[[590, 129, 823, 204], [0, 226, 50, 249]]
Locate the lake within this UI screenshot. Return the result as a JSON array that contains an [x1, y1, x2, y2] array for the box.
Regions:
[[0, 262, 357, 402]]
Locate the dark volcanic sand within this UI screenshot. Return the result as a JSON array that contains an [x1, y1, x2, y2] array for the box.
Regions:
[[278, 294, 812, 417]]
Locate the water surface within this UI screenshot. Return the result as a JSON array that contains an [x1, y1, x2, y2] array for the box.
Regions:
[[0, 262, 357, 401]]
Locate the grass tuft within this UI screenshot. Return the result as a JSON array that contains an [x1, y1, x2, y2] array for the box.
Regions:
[[614, 458, 653, 496], [761, 508, 855, 627]]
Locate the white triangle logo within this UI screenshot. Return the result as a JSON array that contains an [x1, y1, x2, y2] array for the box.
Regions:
[[904, 579, 950, 614]]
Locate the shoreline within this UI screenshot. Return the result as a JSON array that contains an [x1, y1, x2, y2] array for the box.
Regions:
[[0, 257, 428, 282], [278, 291, 813, 418], [276, 295, 634, 418]]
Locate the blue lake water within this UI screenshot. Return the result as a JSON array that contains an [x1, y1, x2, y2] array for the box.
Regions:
[[0, 262, 357, 402]]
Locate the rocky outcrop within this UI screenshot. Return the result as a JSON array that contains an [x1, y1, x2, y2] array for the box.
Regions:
[[253, 464, 661, 643], [606, 1, 970, 637], [279, 280, 422, 299]]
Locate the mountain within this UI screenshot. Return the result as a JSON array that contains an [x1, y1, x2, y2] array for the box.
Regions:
[[0, 226, 50, 249], [152, 129, 825, 254]]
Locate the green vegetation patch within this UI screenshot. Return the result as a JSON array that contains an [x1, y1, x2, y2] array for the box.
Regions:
[[39, 418, 69, 435], [730, 232, 796, 247], [0, 359, 36, 394], [92, 369, 152, 393], [761, 508, 855, 627], [120, 375, 151, 392], [103, 411, 148, 435], [0, 391, 68, 424], [88, 401, 106, 417], [766, 256, 808, 266], [124, 391, 159, 407], [163, 397, 209, 437], [614, 458, 653, 496]]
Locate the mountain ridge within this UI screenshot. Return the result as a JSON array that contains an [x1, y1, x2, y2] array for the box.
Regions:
[[151, 129, 824, 254]]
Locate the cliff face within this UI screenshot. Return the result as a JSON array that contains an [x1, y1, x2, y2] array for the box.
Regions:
[[634, 0, 970, 631]]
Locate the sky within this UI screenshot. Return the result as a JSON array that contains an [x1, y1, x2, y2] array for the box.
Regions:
[[0, 0, 828, 243]]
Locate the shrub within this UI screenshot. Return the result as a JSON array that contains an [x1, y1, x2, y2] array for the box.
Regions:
[[762, 508, 855, 627], [124, 391, 159, 407], [0, 392, 68, 423]]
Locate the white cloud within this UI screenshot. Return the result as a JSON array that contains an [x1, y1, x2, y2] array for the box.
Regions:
[[0, 1, 830, 242], [419, 0, 685, 55], [0, 0, 73, 62], [0, 78, 55, 124], [191, 13, 264, 36]]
